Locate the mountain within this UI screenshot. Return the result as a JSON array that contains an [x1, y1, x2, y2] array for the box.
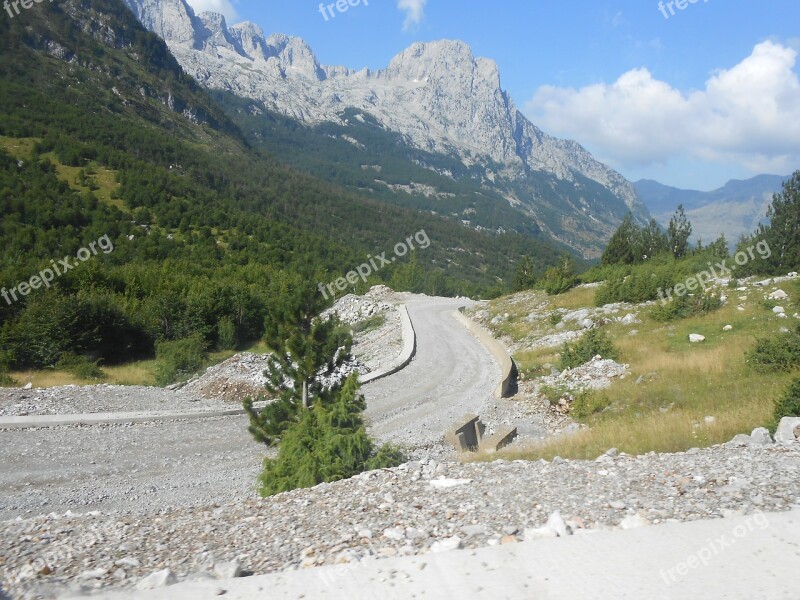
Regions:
[[0, 0, 584, 371], [122, 0, 650, 257], [635, 175, 788, 245]]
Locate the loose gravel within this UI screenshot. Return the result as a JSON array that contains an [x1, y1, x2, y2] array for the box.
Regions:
[[2, 444, 798, 599]]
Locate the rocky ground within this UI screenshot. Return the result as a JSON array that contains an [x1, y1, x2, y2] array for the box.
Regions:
[[2, 443, 798, 599]]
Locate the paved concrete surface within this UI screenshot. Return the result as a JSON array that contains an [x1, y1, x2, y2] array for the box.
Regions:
[[0, 407, 252, 430], [70, 509, 800, 600], [363, 297, 501, 447]]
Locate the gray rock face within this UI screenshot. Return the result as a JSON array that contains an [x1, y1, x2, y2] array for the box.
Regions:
[[122, 0, 649, 256], [775, 417, 800, 445]]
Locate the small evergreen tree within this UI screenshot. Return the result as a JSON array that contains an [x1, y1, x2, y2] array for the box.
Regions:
[[513, 255, 537, 291], [756, 171, 800, 273], [602, 214, 641, 266], [244, 279, 352, 446], [668, 204, 693, 259], [257, 374, 405, 496]]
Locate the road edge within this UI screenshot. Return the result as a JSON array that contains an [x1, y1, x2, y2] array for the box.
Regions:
[[453, 307, 515, 398]]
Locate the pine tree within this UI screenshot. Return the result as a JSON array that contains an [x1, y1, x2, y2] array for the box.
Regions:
[[243, 279, 352, 446], [668, 205, 693, 259], [513, 256, 537, 291], [602, 214, 641, 265], [757, 171, 800, 272]]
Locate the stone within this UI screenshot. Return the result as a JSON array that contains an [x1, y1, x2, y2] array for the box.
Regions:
[[750, 427, 773, 445], [775, 417, 800, 444], [460, 524, 486, 537], [524, 525, 558, 540], [609, 501, 626, 510], [23, 382, 32, 390], [723, 325, 733, 331], [136, 569, 177, 590], [383, 527, 405, 541], [213, 559, 242, 579], [729, 434, 755, 446], [689, 334, 706, 343], [430, 536, 462, 552], [546, 511, 570, 537], [620, 514, 650, 529], [500, 534, 518, 545], [768, 290, 789, 300], [429, 478, 472, 489], [773, 306, 786, 314]]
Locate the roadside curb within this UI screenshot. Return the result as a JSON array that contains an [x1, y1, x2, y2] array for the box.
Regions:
[[0, 401, 271, 430], [359, 304, 416, 385], [453, 307, 516, 398]]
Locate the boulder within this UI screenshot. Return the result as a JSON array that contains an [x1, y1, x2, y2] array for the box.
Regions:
[[773, 306, 786, 314], [768, 289, 789, 300], [775, 417, 800, 445], [723, 325, 733, 332], [750, 427, 773, 445], [689, 334, 705, 343]]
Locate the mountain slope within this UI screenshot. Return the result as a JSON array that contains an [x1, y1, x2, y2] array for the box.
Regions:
[[122, 0, 650, 257], [635, 175, 788, 244]]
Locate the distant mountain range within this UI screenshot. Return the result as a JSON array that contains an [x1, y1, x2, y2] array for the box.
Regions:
[[635, 175, 789, 245], [122, 0, 651, 257]]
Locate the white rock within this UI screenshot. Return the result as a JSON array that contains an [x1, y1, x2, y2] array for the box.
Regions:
[[689, 334, 706, 343], [524, 525, 558, 540], [723, 325, 733, 332], [620, 515, 650, 529], [429, 478, 472, 489], [136, 569, 177, 590], [383, 527, 405, 541], [750, 427, 773, 445], [430, 536, 462, 552], [773, 306, 786, 314], [775, 417, 800, 445], [768, 290, 789, 300], [23, 382, 32, 390], [213, 559, 242, 579], [546, 511, 570, 537]]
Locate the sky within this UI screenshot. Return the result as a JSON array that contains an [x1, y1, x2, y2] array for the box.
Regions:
[[184, 0, 800, 191]]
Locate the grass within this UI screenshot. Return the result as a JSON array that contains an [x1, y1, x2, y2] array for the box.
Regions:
[[472, 280, 799, 462], [5, 339, 274, 389]]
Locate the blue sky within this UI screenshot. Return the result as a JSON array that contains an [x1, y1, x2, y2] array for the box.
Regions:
[[186, 0, 800, 190]]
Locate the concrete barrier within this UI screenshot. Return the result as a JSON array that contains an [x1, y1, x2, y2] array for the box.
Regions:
[[359, 304, 416, 385], [453, 308, 516, 398], [444, 413, 485, 452], [479, 425, 518, 453]]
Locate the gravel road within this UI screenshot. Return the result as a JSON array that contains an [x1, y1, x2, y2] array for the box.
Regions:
[[0, 294, 501, 522], [362, 296, 500, 451]]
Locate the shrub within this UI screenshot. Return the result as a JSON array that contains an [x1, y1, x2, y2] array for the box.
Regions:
[[595, 263, 681, 306], [155, 334, 207, 386], [649, 292, 723, 322], [548, 311, 563, 326], [540, 257, 577, 296], [772, 377, 800, 430], [747, 325, 800, 372], [55, 352, 106, 381], [0, 351, 15, 386], [571, 390, 612, 419], [560, 328, 618, 370]]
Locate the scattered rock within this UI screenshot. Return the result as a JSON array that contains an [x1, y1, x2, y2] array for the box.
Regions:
[[689, 334, 706, 343], [723, 325, 733, 332], [213, 559, 242, 580], [136, 569, 177, 590], [773, 306, 786, 315]]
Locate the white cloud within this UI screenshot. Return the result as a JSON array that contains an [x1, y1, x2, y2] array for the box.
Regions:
[[397, 0, 426, 31], [525, 41, 800, 176], [185, 0, 238, 23]]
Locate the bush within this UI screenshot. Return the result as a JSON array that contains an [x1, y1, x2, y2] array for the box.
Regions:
[[747, 325, 800, 372], [55, 352, 106, 381], [649, 292, 723, 322], [540, 258, 577, 296], [155, 334, 207, 386], [595, 263, 681, 306], [772, 377, 800, 430], [560, 328, 618, 370], [257, 375, 405, 496], [0, 351, 15, 386], [572, 390, 612, 419]]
